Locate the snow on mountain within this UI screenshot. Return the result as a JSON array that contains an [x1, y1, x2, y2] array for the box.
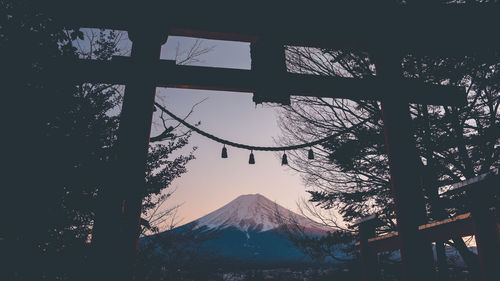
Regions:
[[193, 193, 331, 235], [147, 194, 337, 264]]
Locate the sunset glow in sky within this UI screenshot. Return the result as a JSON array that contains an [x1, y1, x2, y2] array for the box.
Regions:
[[151, 37, 313, 226]]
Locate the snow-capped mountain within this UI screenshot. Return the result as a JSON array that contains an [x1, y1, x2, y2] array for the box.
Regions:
[[145, 194, 335, 265], [193, 193, 331, 235]]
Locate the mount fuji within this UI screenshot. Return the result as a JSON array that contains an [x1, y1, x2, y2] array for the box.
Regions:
[[144, 194, 333, 265], [193, 193, 330, 235]]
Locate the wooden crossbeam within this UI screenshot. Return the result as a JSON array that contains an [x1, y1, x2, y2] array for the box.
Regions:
[[418, 213, 475, 242], [441, 169, 499, 196], [356, 213, 478, 252], [40, 2, 500, 56], [365, 232, 400, 253], [47, 58, 465, 106]]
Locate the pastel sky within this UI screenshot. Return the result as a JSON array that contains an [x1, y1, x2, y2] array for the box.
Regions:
[[151, 36, 314, 226]]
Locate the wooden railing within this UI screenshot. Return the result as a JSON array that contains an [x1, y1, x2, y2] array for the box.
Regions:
[[353, 170, 500, 281]]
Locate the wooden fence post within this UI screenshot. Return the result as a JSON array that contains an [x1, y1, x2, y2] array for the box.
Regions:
[[468, 176, 500, 281], [355, 216, 380, 281]]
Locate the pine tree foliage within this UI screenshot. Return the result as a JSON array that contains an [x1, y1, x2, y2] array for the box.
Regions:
[[280, 46, 499, 227], [2, 1, 197, 279]]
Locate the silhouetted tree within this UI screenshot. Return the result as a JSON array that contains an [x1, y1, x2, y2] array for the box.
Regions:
[[1, 2, 202, 280], [278, 28, 499, 278]]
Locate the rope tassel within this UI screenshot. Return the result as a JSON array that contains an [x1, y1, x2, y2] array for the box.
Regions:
[[308, 148, 314, 160], [281, 152, 288, 166], [221, 145, 228, 158], [249, 151, 255, 164]]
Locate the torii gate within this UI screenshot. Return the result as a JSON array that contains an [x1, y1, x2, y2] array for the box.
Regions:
[[41, 2, 499, 281]]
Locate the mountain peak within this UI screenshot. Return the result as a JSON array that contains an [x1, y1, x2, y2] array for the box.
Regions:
[[231, 193, 268, 205], [234, 193, 265, 200], [193, 193, 331, 235]]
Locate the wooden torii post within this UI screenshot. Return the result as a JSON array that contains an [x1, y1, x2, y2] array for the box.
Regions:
[[376, 52, 437, 280], [88, 28, 168, 280], [38, 2, 500, 281]]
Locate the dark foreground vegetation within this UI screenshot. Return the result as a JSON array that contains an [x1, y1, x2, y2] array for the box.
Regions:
[[1, 1, 498, 281], [2, 1, 195, 280]]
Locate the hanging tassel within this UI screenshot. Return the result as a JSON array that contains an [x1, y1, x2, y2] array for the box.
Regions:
[[221, 145, 228, 158], [281, 151, 288, 166], [249, 150, 255, 164], [308, 148, 314, 160]]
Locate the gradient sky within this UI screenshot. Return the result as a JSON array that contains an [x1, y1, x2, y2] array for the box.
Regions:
[[150, 36, 313, 226]]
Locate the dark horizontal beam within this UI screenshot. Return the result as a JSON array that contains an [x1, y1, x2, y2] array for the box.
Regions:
[[46, 58, 465, 106], [441, 169, 499, 196], [358, 213, 477, 253], [418, 213, 475, 242], [367, 232, 400, 253], [352, 215, 378, 227], [40, 2, 500, 57]]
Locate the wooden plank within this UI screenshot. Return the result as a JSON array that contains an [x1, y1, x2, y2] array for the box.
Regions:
[[440, 169, 499, 196], [45, 58, 466, 106], [368, 232, 400, 253], [352, 215, 378, 227], [356, 213, 482, 253], [39, 2, 500, 56], [419, 213, 475, 241]]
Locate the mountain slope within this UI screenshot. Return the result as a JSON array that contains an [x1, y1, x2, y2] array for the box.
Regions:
[[193, 193, 331, 235], [147, 194, 334, 265]]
